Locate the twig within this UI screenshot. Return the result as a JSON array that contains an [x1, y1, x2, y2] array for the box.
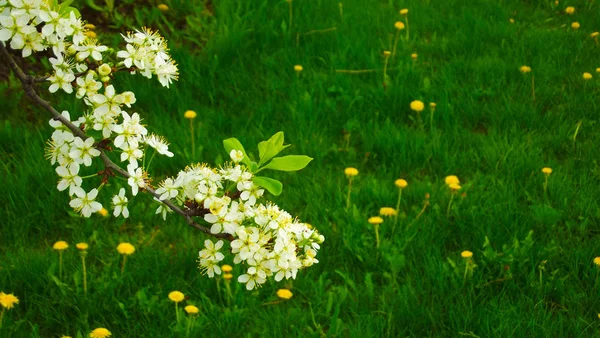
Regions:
[[0, 42, 233, 241]]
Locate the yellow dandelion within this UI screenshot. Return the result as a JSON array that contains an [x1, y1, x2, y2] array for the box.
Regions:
[[185, 305, 199, 314], [542, 167, 552, 175], [583, 72, 592, 80], [277, 289, 293, 300], [399, 8, 408, 15], [596, 68, 600, 73], [593, 257, 600, 266], [169, 291, 185, 303], [76, 242, 89, 250], [520, 65, 531, 73], [0, 292, 19, 309], [157, 4, 169, 12], [461, 251, 473, 259], [294, 65, 303, 72], [383, 50, 391, 56], [221, 264, 233, 273], [591, 32, 599, 38], [53, 241, 69, 250], [89, 328, 111, 338], [98, 207, 108, 217], [411, 53, 418, 60], [571, 22, 580, 30], [344, 167, 359, 177], [395, 21, 405, 30], [223, 273, 233, 280], [117, 242, 135, 255], [184, 110, 197, 119], [410, 100, 424, 112], [509, 18, 515, 24], [565, 6, 575, 15], [430, 102, 437, 109], [61, 336, 72, 338], [445, 175, 460, 185], [379, 207, 397, 217], [448, 183, 461, 191], [368, 216, 384, 225]]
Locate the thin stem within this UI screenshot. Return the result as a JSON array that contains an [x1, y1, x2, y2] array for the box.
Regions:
[[446, 193, 455, 217], [59, 251, 63, 281], [189, 119, 195, 159], [121, 255, 127, 275], [383, 54, 390, 84], [0, 308, 4, 328], [392, 189, 402, 235], [463, 261, 470, 283], [543, 175, 548, 200], [0, 41, 233, 241], [346, 178, 353, 210], [186, 316, 192, 337], [392, 30, 400, 57], [374, 224, 380, 248], [405, 17, 409, 40], [531, 75, 536, 102], [429, 107, 435, 130], [82, 254, 87, 294], [224, 280, 232, 306], [176, 303, 180, 324]]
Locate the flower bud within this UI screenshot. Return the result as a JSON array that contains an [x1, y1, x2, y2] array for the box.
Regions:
[[100, 76, 111, 83], [98, 63, 112, 76], [67, 45, 78, 56]]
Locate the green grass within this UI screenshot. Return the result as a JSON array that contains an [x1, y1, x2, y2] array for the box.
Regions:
[[2, 0, 600, 336]]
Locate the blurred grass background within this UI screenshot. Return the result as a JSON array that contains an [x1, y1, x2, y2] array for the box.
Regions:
[[1, 0, 600, 336]]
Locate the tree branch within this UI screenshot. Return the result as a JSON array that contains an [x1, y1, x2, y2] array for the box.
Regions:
[[0, 42, 233, 241]]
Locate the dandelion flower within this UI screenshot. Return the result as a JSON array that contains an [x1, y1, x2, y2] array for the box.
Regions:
[[379, 207, 397, 217], [520, 65, 531, 73], [594, 257, 600, 266], [169, 291, 185, 303], [410, 100, 424, 112], [76, 243, 89, 250], [591, 32, 599, 38], [89, 328, 111, 338], [221, 264, 233, 273], [53, 241, 69, 250], [117, 242, 135, 255], [383, 51, 391, 56], [571, 22, 580, 30], [445, 175, 460, 185], [430, 102, 437, 109], [0, 292, 19, 309], [294, 65, 303, 72], [583, 72, 592, 80], [461, 251, 473, 259], [448, 183, 461, 191], [157, 4, 169, 11], [565, 6, 575, 14], [596, 68, 600, 73], [400, 8, 408, 15], [184, 110, 197, 119], [277, 289, 293, 300], [542, 167, 552, 175], [344, 167, 359, 177], [509, 18, 515, 24], [185, 305, 199, 314], [395, 21, 405, 30], [395, 179, 408, 189], [368, 216, 384, 225], [98, 207, 109, 217], [223, 273, 233, 280], [411, 53, 418, 60]]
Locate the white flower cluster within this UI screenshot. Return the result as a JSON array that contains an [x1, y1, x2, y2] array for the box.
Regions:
[[117, 27, 178, 88], [157, 153, 324, 290], [0, 1, 177, 217]]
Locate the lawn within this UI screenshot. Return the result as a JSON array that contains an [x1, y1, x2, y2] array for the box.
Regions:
[[1, 0, 600, 337]]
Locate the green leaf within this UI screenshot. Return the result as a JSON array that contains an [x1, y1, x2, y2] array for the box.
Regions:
[[258, 131, 290, 166], [252, 176, 283, 196], [223, 137, 252, 166], [261, 155, 313, 172]]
